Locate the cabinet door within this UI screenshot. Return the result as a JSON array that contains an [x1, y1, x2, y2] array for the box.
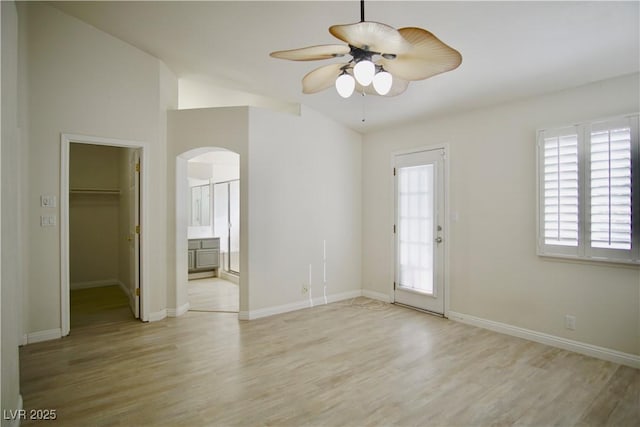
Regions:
[[195, 249, 219, 269], [188, 250, 195, 271]]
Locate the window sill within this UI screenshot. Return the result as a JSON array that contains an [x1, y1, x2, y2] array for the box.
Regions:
[[537, 252, 640, 268]]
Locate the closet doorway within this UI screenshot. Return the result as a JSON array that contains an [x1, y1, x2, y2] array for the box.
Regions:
[[61, 134, 149, 336], [186, 149, 240, 313]]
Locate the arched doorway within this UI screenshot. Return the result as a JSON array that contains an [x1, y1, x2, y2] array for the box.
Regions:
[[175, 147, 243, 316]]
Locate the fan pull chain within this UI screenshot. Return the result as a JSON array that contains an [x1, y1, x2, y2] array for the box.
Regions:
[[361, 91, 367, 123]]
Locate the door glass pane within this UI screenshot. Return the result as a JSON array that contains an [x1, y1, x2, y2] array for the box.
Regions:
[[229, 180, 240, 273], [398, 165, 434, 294]]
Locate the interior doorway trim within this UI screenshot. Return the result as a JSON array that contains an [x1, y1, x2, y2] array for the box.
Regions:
[[389, 143, 451, 318], [176, 147, 243, 319], [60, 133, 151, 335]]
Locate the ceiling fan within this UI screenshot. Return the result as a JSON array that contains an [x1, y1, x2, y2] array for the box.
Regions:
[[270, 0, 462, 98]]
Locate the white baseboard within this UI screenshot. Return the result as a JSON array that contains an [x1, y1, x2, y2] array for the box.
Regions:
[[188, 271, 216, 280], [167, 302, 190, 317], [220, 270, 239, 284], [148, 309, 167, 322], [448, 311, 640, 369], [245, 289, 362, 320], [26, 328, 62, 344], [70, 279, 119, 290], [151, 291, 356, 322], [246, 299, 312, 320], [322, 289, 363, 304], [117, 280, 131, 299], [362, 289, 391, 303]]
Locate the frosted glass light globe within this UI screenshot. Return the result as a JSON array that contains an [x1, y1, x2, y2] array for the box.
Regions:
[[372, 71, 393, 95], [353, 60, 375, 86], [335, 73, 355, 98]]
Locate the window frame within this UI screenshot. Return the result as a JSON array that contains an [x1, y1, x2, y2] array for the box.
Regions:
[[536, 113, 640, 265]]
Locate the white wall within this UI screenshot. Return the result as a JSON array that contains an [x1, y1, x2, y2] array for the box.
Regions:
[[248, 105, 362, 312], [179, 76, 300, 116], [362, 73, 640, 355], [1, 0, 23, 420], [168, 105, 362, 317], [22, 2, 177, 334], [189, 150, 240, 183]]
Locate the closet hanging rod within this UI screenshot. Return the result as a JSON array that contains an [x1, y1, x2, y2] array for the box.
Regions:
[[70, 188, 121, 195]]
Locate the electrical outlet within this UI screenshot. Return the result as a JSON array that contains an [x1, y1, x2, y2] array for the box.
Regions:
[[565, 315, 576, 331], [301, 285, 308, 294], [40, 215, 56, 227]]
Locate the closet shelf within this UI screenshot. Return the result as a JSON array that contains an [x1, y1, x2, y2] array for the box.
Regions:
[[70, 188, 121, 195]]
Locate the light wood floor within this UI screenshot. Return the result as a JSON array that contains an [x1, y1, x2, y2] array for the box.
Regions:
[[70, 285, 132, 328], [188, 277, 239, 313], [20, 298, 638, 426]]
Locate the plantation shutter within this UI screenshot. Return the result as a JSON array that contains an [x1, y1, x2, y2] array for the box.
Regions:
[[589, 120, 632, 250], [537, 114, 639, 264], [540, 128, 580, 250]]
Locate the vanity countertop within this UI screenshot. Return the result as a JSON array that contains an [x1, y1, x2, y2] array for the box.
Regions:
[[187, 228, 219, 239]]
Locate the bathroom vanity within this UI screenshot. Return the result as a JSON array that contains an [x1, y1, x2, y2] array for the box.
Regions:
[[188, 237, 220, 275]]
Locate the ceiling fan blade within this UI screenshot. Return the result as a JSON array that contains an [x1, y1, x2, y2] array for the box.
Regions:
[[270, 44, 350, 61], [355, 76, 409, 97], [378, 27, 462, 81], [329, 21, 412, 55], [302, 63, 346, 94]]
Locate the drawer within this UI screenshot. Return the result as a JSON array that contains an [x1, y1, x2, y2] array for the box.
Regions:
[[188, 240, 200, 250], [195, 249, 219, 269], [201, 238, 220, 249]]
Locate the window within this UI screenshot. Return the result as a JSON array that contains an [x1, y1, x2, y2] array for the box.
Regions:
[[537, 114, 640, 264]]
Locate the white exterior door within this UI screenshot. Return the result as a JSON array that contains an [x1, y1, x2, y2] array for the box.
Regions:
[[394, 148, 445, 314]]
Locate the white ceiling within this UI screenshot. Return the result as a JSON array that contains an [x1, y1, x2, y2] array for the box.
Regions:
[[53, 1, 640, 133]]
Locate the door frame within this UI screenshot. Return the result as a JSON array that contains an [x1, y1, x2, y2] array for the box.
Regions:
[[60, 133, 150, 336], [389, 144, 451, 318], [130, 149, 141, 318]]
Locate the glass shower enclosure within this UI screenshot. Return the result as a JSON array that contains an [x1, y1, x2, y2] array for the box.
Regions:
[[213, 180, 240, 274]]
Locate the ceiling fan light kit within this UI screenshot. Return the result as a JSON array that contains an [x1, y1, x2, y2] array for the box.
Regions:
[[336, 72, 356, 98], [372, 70, 393, 96], [353, 59, 376, 86], [270, 0, 462, 99]]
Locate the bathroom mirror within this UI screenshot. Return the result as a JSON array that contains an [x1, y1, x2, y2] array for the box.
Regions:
[[190, 184, 211, 227]]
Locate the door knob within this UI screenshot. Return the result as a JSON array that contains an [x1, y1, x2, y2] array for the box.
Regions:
[[435, 237, 443, 243]]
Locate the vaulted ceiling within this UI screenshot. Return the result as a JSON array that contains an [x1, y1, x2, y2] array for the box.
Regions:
[[53, 1, 640, 133]]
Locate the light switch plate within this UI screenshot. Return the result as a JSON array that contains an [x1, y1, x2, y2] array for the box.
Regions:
[[41, 195, 57, 208]]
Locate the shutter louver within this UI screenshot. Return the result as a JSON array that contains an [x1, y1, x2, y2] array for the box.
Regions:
[[590, 126, 632, 250], [543, 134, 579, 246]]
